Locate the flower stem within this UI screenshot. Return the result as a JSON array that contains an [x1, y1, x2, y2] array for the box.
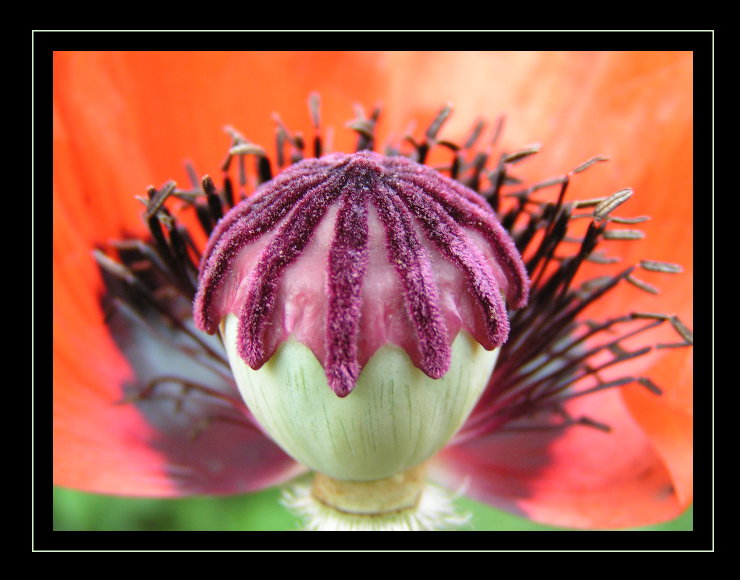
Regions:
[[311, 464, 428, 516]]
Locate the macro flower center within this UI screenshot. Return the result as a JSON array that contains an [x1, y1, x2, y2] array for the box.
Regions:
[[88, 95, 692, 532], [191, 146, 529, 526], [194, 150, 529, 398]]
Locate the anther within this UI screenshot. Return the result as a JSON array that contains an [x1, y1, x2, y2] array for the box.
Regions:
[[503, 144, 543, 164], [637, 377, 663, 396], [572, 155, 610, 173], [640, 260, 684, 273], [626, 273, 661, 294], [593, 188, 634, 220], [145, 180, 177, 218], [657, 315, 694, 348], [603, 229, 646, 240], [609, 215, 651, 224]]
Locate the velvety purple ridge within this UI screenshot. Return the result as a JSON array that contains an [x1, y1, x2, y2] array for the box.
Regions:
[[194, 151, 530, 397]]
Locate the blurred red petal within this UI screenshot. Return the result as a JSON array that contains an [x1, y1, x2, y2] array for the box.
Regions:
[[53, 164, 304, 495], [412, 51, 693, 527], [53, 216, 163, 493], [621, 348, 694, 508], [52, 52, 327, 495], [433, 388, 684, 528]]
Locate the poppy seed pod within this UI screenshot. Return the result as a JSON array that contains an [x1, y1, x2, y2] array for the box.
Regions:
[[193, 150, 529, 514]]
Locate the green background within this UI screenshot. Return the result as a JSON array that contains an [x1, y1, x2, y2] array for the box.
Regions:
[[52, 486, 692, 532]]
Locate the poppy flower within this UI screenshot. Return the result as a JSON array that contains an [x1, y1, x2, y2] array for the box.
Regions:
[[52, 51, 693, 531]]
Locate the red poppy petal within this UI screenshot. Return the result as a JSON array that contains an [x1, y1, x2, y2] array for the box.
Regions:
[[419, 52, 693, 528], [53, 218, 304, 495], [53, 212, 166, 493], [621, 348, 693, 507], [433, 388, 684, 529], [53, 52, 326, 495]]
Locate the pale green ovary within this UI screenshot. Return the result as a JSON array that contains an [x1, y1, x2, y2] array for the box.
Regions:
[[222, 314, 499, 481]]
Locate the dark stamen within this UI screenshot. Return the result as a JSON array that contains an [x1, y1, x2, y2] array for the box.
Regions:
[[414, 104, 453, 164], [637, 377, 664, 395], [194, 202, 215, 236], [185, 161, 201, 189], [222, 174, 235, 209], [94, 252, 231, 375], [123, 375, 245, 409], [308, 92, 323, 158], [463, 119, 486, 150], [348, 103, 380, 152], [202, 175, 224, 223]]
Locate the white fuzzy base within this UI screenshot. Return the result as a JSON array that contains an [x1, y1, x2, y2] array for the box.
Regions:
[[281, 480, 471, 531]]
